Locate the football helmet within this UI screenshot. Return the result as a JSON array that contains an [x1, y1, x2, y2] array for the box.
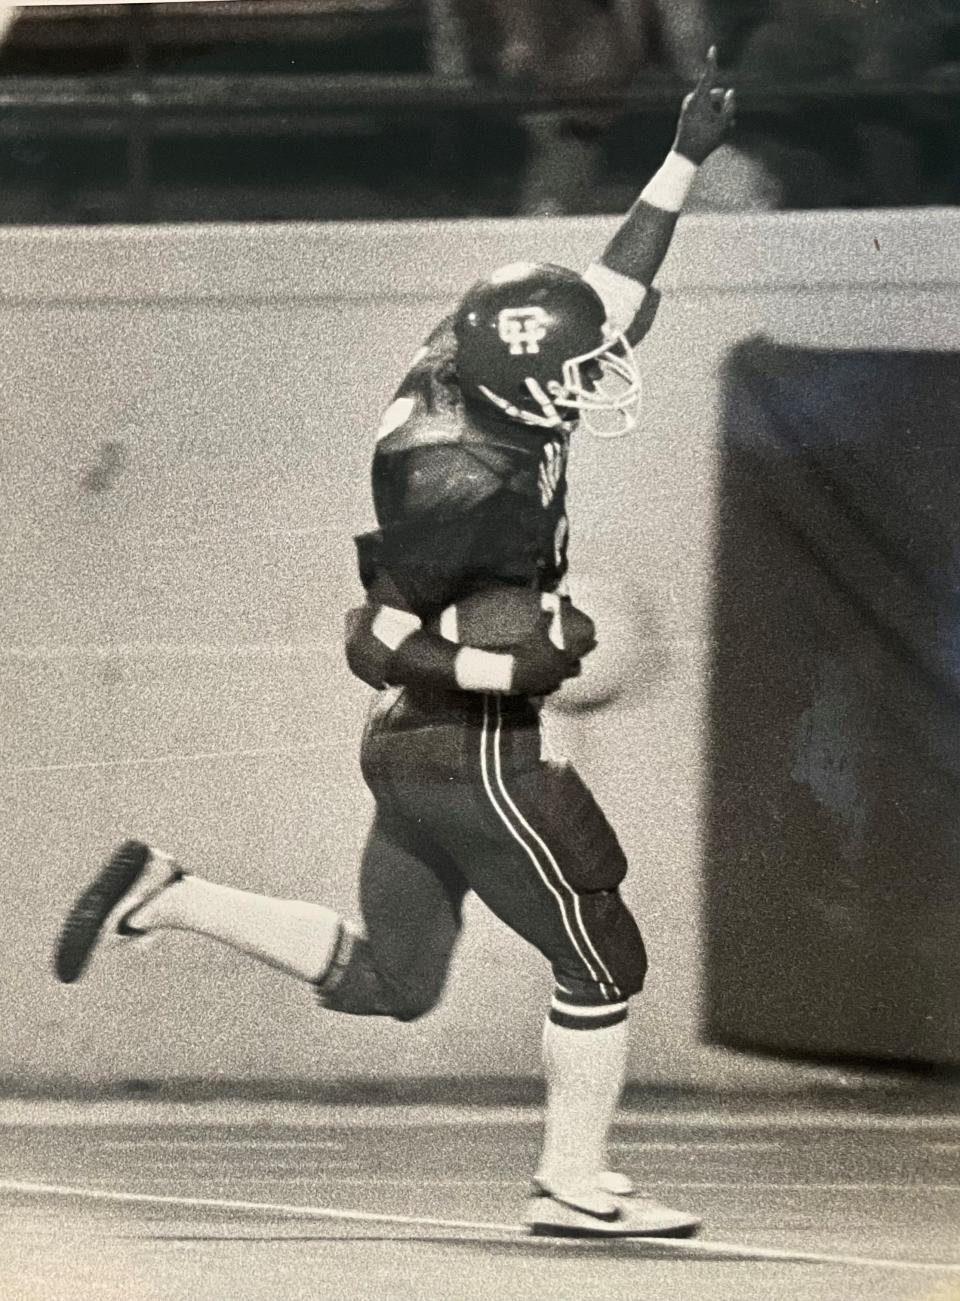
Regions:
[[453, 262, 642, 438]]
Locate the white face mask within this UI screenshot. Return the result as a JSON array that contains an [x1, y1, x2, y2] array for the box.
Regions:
[[477, 326, 643, 439], [549, 327, 643, 439]]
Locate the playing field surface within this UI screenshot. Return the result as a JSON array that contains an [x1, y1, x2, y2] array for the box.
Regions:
[[0, 1099, 957, 1300]]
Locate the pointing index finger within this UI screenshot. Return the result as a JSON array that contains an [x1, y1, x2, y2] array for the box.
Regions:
[[695, 45, 718, 96]]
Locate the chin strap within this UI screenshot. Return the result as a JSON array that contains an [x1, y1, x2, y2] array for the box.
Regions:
[[476, 383, 568, 430], [476, 377, 639, 439]]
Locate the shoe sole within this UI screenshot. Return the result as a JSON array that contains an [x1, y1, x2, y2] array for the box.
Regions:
[[54, 840, 152, 984], [528, 1220, 701, 1239]]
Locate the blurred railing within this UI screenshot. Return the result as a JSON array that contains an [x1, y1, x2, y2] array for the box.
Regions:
[[0, 2, 958, 221], [3, 69, 960, 116]]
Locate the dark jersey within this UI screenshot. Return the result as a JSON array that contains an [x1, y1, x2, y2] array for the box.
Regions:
[[355, 316, 572, 620]]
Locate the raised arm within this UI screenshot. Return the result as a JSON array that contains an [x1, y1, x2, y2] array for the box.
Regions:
[[585, 49, 736, 334]]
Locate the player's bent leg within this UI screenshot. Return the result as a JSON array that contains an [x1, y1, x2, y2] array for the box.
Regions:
[[316, 928, 448, 1022], [56, 806, 464, 1027], [317, 802, 467, 1022]]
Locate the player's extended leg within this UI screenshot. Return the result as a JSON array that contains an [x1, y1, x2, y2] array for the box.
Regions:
[[401, 693, 698, 1237], [54, 808, 466, 1023]]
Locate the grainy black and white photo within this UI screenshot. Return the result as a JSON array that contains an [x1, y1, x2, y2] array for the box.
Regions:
[[0, 2, 958, 1297]]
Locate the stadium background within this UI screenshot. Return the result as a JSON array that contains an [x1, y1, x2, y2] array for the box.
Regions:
[[1, 1, 958, 1098]]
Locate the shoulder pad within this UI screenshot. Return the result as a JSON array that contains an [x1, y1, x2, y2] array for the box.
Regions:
[[375, 317, 463, 454], [376, 404, 462, 456], [398, 315, 457, 383], [392, 315, 459, 407]]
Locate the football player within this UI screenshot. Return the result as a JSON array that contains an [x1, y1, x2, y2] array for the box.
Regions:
[[55, 51, 735, 1238]]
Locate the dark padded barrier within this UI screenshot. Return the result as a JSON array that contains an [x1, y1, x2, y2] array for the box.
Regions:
[[704, 338, 960, 1068]]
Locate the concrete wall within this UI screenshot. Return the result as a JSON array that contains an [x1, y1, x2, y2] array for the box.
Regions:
[[2, 209, 957, 1091]]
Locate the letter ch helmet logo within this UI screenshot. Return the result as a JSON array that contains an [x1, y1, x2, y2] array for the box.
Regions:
[[497, 306, 550, 356]]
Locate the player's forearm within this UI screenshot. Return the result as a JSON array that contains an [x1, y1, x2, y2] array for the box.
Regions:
[[345, 601, 583, 697], [595, 150, 698, 289], [345, 605, 517, 694]]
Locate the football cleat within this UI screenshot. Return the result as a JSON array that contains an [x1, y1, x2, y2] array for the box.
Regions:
[[525, 1180, 701, 1238], [54, 839, 182, 984]]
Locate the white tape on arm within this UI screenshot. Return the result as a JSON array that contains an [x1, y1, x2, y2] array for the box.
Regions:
[[371, 605, 422, 651], [640, 150, 698, 213], [454, 647, 514, 693], [583, 262, 648, 335], [439, 604, 460, 643]]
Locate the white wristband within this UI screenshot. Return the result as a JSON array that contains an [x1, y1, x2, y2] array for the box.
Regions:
[[454, 647, 514, 693], [640, 150, 698, 213]]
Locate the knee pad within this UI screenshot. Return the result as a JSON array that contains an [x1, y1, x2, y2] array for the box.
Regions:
[[550, 892, 648, 1014]]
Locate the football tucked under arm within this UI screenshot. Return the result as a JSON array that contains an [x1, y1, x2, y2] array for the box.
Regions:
[[433, 586, 597, 660], [345, 584, 593, 697]]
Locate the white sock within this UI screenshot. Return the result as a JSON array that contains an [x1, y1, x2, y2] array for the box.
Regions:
[[131, 875, 343, 984], [537, 1010, 630, 1204]]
